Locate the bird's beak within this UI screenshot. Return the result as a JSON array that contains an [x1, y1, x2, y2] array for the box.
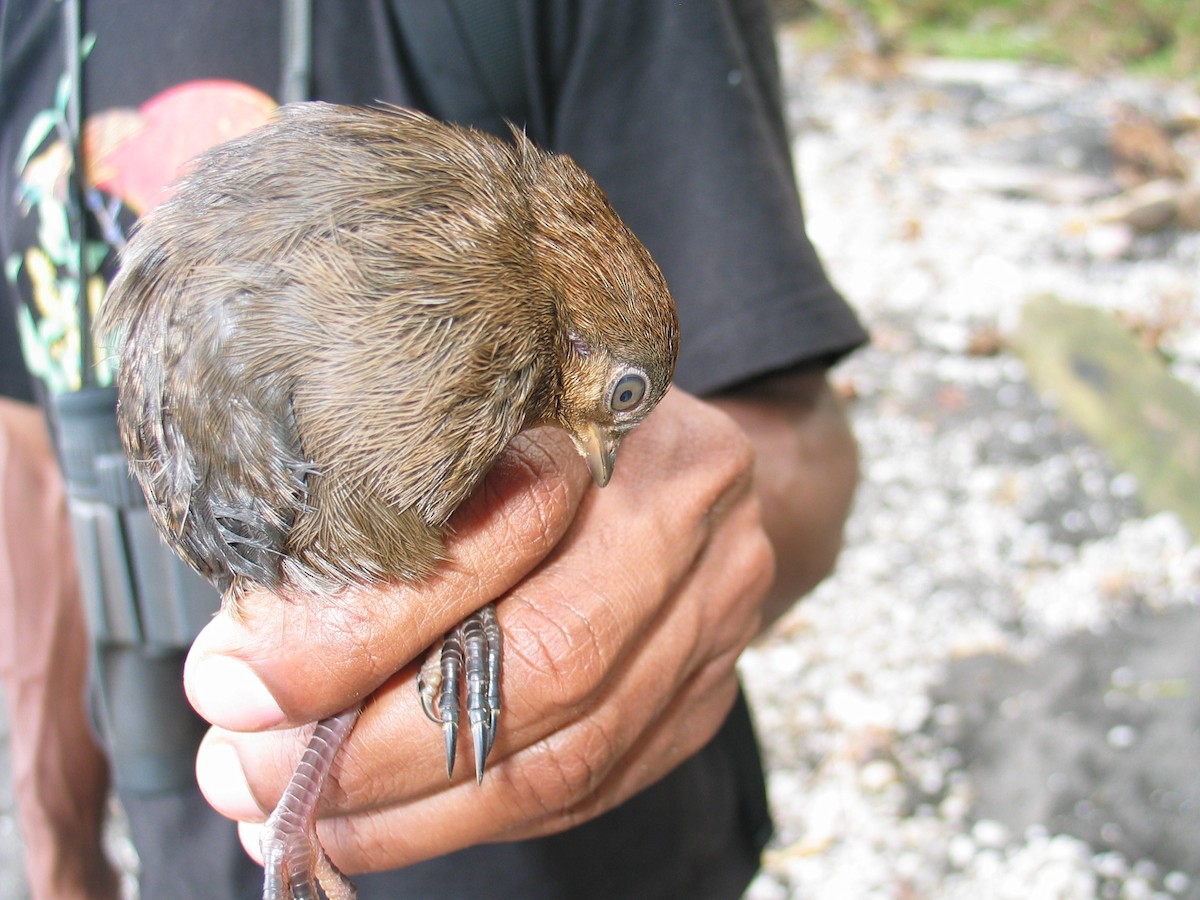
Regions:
[[571, 422, 621, 488]]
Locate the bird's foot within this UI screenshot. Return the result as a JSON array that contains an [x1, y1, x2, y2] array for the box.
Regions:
[[260, 708, 361, 900], [261, 821, 354, 900], [418, 603, 502, 782]]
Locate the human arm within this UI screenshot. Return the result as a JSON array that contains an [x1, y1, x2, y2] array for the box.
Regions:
[[711, 365, 859, 627], [0, 398, 121, 900], [184, 373, 856, 873]]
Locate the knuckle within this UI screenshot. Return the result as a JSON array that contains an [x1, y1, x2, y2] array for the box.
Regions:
[[690, 415, 758, 527], [504, 583, 610, 714], [505, 715, 620, 816], [717, 497, 775, 594], [709, 399, 757, 470], [327, 810, 395, 876], [698, 511, 774, 645], [741, 515, 777, 600]]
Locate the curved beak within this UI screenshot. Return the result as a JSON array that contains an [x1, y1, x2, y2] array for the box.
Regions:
[[571, 422, 621, 488]]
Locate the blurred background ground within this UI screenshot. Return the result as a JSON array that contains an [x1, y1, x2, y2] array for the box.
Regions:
[[740, 3, 1200, 898], [2, 2, 1199, 898]]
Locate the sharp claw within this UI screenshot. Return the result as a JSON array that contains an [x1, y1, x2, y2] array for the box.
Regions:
[[483, 605, 502, 764], [487, 709, 499, 757], [421, 604, 502, 784], [444, 720, 458, 779], [472, 718, 487, 784]]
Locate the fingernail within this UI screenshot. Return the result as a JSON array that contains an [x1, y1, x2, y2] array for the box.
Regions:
[[196, 738, 264, 821], [186, 655, 286, 730]]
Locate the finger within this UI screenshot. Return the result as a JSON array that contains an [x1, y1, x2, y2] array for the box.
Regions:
[[229, 631, 746, 871], [269, 654, 747, 874], [185, 426, 590, 729], [200, 430, 770, 831], [199, 390, 756, 805], [498, 655, 747, 842], [193, 480, 710, 821]]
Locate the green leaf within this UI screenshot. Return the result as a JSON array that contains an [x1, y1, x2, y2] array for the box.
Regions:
[[13, 109, 61, 174], [4, 253, 22, 286], [81, 32, 96, 59], [85, 240, 111, 276], [53, 70, 72, 115], [36, 199, 72, 268], [16, 304, 68, 394], [37, 313, 67, 344]]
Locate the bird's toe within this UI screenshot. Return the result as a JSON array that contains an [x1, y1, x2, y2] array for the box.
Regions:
[[418, 604, 502, 780]]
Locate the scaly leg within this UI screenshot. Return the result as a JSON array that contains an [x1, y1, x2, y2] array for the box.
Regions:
[[260, 705, 361, 900]]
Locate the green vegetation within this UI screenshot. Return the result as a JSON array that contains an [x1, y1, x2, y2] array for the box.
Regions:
[[777, 0, 1200, 77]]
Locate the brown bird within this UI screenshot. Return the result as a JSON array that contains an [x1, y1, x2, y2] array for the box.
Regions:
[[98, 103, 678, 900]]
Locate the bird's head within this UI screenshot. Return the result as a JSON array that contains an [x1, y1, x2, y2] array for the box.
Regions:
[[518, 137, 680, 487], [554, 333, 673, 487]]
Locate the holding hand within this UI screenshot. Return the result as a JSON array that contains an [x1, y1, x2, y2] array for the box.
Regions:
[[186, 387, 774, 875]]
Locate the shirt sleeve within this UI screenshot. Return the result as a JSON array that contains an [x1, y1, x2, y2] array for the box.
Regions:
[[530, 0, 868, 395]]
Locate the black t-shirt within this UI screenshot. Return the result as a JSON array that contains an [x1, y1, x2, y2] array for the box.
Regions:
[[1, 0, 864, 402], [0, 2, 865, 898]]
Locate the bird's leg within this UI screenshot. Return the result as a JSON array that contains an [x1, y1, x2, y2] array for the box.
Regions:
[[260, 705, 361, 900], [418, 604, 502, 782], [482, 605, 502, 761], [418, 626, 463, 778]]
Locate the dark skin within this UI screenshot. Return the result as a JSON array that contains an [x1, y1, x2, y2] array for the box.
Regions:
[[0, 399, 121, 900], [186, 368, 858, 874], [721, 367, 860, 624]]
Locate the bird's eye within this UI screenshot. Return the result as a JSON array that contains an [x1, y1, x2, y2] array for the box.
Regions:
[[610, 372, 648, 412]]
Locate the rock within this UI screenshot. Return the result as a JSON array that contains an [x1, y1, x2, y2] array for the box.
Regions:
[[1110, 108, 1191, 183], [1012, 295, 1200, 540], [860, 759, 900, 792], [1084, 221, 1135, 259], [972, 819, 1011, 849], [1090, 179, 1200, 233]]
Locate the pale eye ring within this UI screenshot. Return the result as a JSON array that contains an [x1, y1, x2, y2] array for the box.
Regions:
[[610, 372, 648, 412]]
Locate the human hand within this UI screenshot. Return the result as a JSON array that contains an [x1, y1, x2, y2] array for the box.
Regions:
[[185, 386, 774, 873]]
